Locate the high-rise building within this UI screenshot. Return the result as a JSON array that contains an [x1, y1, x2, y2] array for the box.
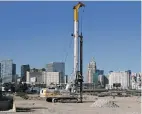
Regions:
[[108, 71, 131, 89], [87, 57, 97, 83], [21, 64, 30, 82], [43, 72, 63, 86], [46, 62, 65, 83], [0, 59, 16, 83]]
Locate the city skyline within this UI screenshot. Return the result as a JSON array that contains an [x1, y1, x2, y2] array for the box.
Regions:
[[0, 1, 140, 76]]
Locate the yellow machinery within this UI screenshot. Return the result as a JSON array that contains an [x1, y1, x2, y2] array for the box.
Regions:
[[40, 88, 60, 98]]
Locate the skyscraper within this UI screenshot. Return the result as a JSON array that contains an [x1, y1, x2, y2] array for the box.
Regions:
[[87, 57, 97, 83], [46, 62, 65, 83], [0, 59, 16, 83], [21, 64, 30, 82]]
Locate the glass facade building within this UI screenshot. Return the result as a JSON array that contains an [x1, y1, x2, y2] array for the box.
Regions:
[[21, 64, 30, 82], [46, 62, 65, 83], [0, 60, 16, 83]]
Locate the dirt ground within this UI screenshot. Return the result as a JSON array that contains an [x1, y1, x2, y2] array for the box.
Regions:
[[0, 96, 141, 114]]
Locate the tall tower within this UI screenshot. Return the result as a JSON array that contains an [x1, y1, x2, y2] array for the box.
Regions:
[[87, 57, 97, 83]]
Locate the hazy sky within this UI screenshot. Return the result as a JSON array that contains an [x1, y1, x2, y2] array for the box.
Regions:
[[0, 1, 140, 80]]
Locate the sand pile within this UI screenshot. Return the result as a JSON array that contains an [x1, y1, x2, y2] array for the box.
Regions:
[[90, 99, 119, 108]]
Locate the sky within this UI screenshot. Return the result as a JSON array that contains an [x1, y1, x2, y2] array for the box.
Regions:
[[0, 1, 141, 81]]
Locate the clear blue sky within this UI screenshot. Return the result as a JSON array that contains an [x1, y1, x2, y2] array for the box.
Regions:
[[0, 1, 141, 79]]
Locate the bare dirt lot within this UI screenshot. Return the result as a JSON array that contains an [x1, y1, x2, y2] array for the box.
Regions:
[[0, 96, 141, 114]]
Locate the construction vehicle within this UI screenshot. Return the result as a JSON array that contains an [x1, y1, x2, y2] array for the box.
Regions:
[[45, 2, 85, 103]]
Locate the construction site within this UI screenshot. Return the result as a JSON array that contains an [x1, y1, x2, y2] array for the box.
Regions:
[[0, 1, 141, 114], [0, 94, 141, 114]]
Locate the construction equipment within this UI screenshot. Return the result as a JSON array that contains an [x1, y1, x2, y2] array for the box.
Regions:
[[45, 2, 85, 103]]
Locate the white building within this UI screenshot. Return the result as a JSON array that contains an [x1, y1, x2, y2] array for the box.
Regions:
[[131, 72, 142, 90], [46, 62, 65, 83], [108, 71, 130, 89], [136, 73, 141, 90], [131, 73, 137, 89], [43, 72, 63, 86], [98, 75, 104, 87], [87, 57, 96, 83], [26, 71, 30, 84], [26, 70, 43, 85], [88, 70, 93, 83], [26, 71, 64, 86]]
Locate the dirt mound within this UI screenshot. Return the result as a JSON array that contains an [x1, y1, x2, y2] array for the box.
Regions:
[[90, 99, 119, 108]]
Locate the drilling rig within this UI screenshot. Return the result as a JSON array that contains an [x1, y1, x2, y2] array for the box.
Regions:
[[72, 2, 85, 103], [45, 2, 85, 103]]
